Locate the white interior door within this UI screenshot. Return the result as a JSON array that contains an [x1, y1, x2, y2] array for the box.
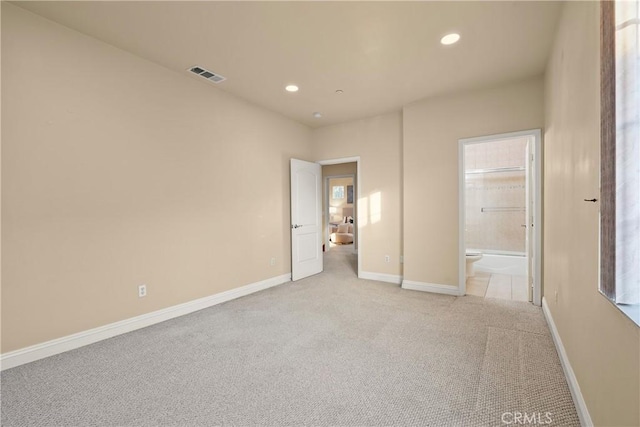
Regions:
[[291, 159, 323, 281]]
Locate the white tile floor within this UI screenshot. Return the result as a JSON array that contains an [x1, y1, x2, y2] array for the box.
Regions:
[[466, 271, 529, 302]]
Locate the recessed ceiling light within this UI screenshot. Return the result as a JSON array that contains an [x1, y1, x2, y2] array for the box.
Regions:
[[440, 33, 460, 45], [313, 112, 322, 118], [285, 84, 299, 92]]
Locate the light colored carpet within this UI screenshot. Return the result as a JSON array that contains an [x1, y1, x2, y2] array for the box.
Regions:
[[1, 249, 579, 426]]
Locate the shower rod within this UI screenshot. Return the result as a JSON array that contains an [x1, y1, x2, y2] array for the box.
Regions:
[[465, 166, 525, 174], [481, 207, 526, 212]]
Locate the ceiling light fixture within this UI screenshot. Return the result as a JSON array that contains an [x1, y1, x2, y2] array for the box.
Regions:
[[335, 89, 344, 94], [285, 84, 299, 92], [313, 112, 322, 118], [440, 33, 460, 45]]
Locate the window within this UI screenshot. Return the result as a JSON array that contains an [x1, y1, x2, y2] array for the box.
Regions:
[[332, 185, 345, 199], [600, 0, 640, 324]]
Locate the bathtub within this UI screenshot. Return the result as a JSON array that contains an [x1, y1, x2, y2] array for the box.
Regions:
[[473, 253, 527, 276]]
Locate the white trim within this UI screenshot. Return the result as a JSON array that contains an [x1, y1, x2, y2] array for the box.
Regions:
[[318, 156, 360, 166], [359, 271, 403, 285], [458, 129, 543, 306], [401, 280, 463, 296], [532, 129, 543, 306], [542, 297, 594, 427], [459, 139, 467, 296], [317, 156, 361, 277], [1, 273, 291, 371]]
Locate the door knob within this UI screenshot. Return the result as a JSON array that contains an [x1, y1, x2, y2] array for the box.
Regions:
[[583, 198, 598, 202], [291, 224, 302, 229]]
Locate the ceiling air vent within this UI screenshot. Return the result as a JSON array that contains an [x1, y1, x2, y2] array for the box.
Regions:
[[188, 65, 226, 83]]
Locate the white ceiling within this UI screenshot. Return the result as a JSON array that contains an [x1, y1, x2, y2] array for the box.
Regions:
[[12, 1, 563, 128]]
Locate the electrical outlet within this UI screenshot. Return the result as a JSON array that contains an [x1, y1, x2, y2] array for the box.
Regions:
[[138, 284, 147, 298], [270, 257, 276, 267], [385, 255, 390, 263]]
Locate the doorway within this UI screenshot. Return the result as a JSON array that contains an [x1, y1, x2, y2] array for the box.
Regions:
[[325, 175, 355, 248], [458, 130, 542, 305], [318, 157, 361, 277]]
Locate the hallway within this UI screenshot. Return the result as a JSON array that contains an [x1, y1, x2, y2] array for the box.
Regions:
[[324, 244, 357, 277]]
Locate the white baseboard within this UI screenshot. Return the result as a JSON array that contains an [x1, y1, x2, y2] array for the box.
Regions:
[[1, 273, 292, 371], [542, 297, 593, 427], [401, 280, 463, 296], [359, 271, 403, 285]]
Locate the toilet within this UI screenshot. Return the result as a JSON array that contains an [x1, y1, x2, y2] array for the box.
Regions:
[[465, 252, 483, 277]]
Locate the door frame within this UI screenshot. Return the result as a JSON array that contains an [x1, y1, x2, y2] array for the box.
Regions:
[[318, 156, 361, 278], [458, 129, 542, 306]]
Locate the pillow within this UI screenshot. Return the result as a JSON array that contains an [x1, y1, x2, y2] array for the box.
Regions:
[[348, 224, 354, 233], [337, 224, 349, 233]]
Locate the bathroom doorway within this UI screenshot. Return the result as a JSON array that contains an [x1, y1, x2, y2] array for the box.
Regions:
[[458, 130, 542, 305]]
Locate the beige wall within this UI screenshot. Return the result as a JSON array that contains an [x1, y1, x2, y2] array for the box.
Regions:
[[321, 163, 357, 178], [312, 112, 402, 277], [544, 2, 640, 425], [402, 78, 544, 287], [1, 4, 312, 352]]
